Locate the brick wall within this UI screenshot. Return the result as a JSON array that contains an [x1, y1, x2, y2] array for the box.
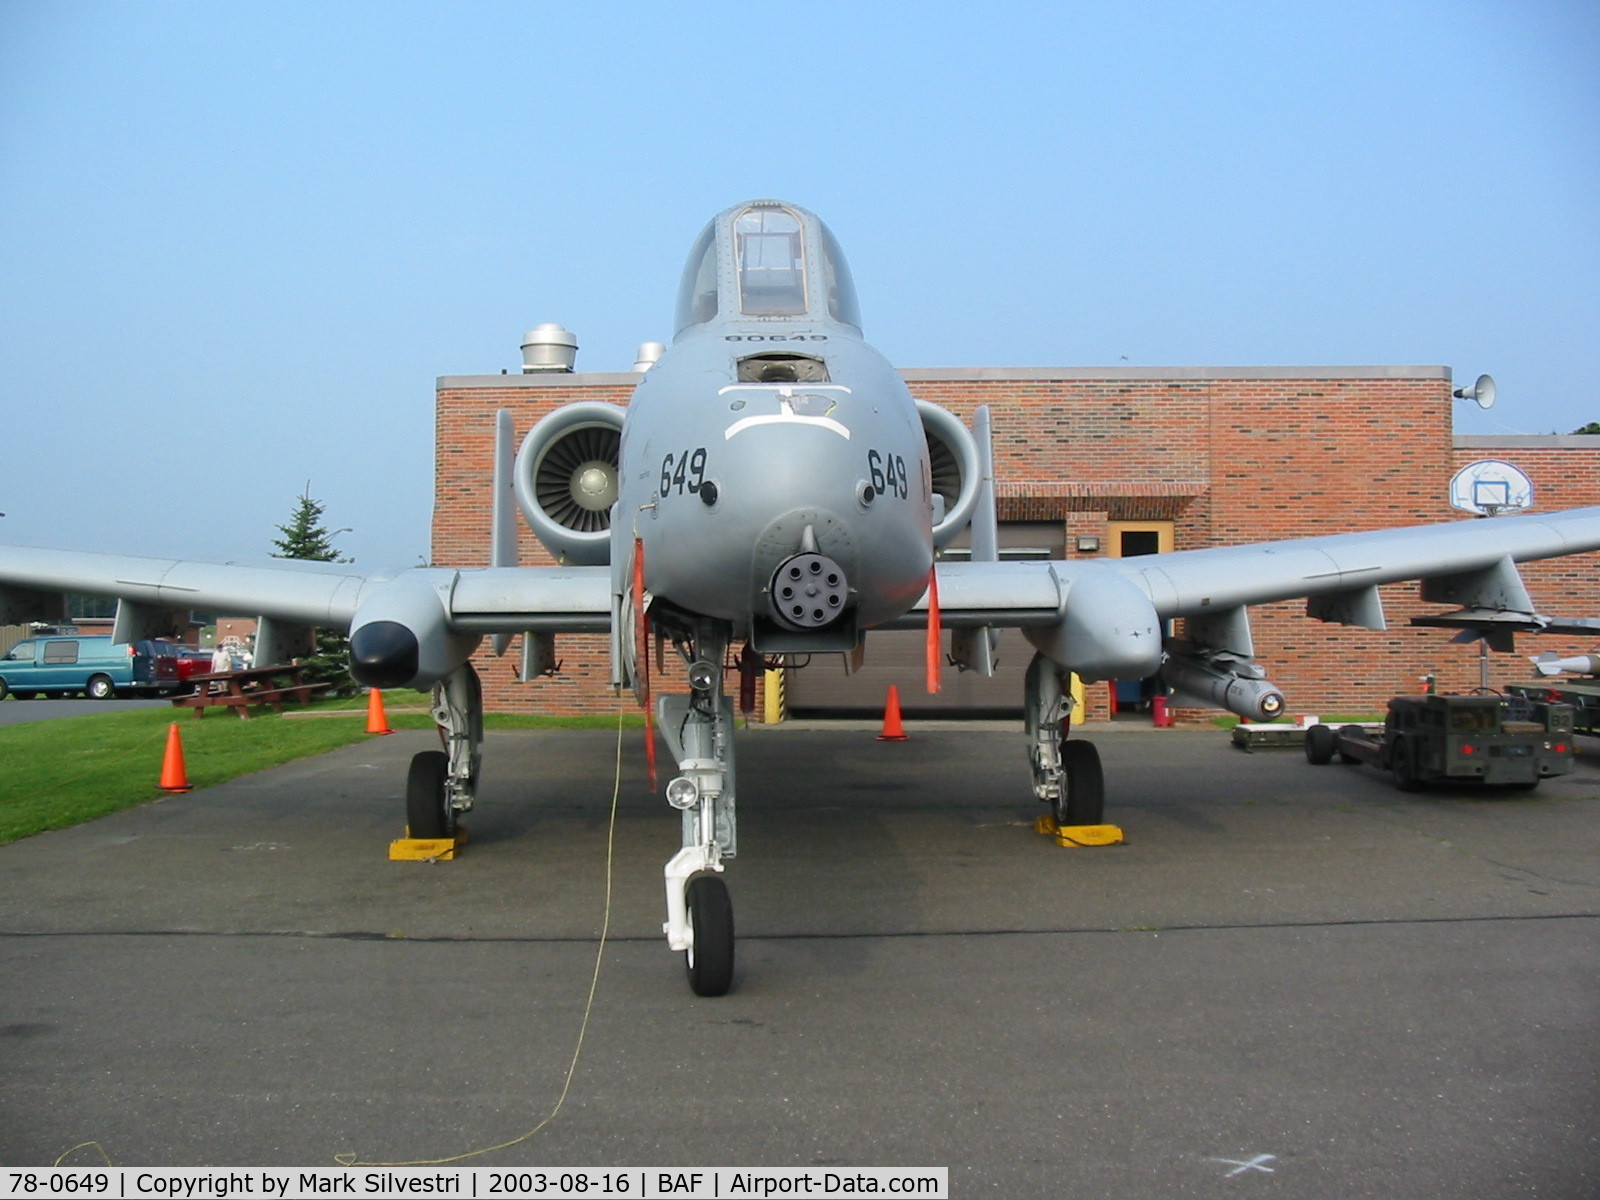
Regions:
[[433, 370, 1600, 720], [434, 378, 634, 716]]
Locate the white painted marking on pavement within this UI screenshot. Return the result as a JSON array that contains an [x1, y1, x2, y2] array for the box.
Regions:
[[1209, 1154, 1277, 1177]]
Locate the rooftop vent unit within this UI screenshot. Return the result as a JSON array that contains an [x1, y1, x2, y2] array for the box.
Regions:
[[632, 341, 666, 372], [521, 323, 578, 373]]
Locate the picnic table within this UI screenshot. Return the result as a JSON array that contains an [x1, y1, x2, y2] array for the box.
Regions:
[[170, 663, 332, 718]]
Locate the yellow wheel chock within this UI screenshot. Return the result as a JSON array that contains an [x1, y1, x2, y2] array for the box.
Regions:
[[388, 826, 468, 861], [1033, 815, 1124, 847]]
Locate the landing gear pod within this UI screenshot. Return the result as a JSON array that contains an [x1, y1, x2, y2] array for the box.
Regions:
[[347, 571, 481, 691]]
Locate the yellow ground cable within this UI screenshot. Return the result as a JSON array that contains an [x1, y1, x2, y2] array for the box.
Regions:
[[54, 1141, 113, 1167], [335, 701, 628, 1168]]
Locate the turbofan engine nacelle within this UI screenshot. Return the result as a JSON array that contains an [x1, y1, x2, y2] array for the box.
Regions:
[[1161, 652, 1286, 723], [916, 401, 982, 550], [347, 571, 481, 690], [513, 402, 627, 566]]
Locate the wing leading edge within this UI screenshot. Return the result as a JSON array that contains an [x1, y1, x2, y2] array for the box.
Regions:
[[909, 505, 1600, 626], [0, 546, 613, 682]]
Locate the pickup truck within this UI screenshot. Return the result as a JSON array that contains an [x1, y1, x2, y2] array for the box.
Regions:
[[1304, 693, 1575, 790]]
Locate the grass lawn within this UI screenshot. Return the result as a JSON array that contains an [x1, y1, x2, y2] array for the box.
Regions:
[[0, 694, 644, 846]]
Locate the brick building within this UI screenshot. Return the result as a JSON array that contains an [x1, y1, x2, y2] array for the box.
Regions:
[[433, 366, 1600, 722]]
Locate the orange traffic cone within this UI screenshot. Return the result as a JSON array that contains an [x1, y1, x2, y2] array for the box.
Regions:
[[876, 685, 910, 742], [366, 688, 393, 735], [158, 722, 192, 793]]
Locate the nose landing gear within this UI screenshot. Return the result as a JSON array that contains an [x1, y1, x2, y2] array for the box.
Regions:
[[657, 620, 739, 996], [683, 873, 734, 997]]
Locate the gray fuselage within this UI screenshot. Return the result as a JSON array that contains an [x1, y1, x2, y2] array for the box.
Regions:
[[610, 201, 934, 644]]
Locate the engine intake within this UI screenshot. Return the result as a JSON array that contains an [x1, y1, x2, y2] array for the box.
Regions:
[[513, 402, 626, 565], [916, 401, 982, 549]]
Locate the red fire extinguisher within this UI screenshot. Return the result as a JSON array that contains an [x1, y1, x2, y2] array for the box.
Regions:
[[1152, 695, 1172, 728]]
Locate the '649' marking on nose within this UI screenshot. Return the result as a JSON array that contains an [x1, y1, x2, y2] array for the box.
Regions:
[[659, 448, 708, 496], [867, 449, 909, 499]]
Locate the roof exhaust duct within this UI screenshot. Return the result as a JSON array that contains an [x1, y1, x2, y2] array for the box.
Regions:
[[632, 341, 666, 373], [521, 323, 578, 373]]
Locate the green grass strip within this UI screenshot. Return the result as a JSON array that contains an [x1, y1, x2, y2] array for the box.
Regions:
[[0, 705, 374, 845], [0, 698, 645, 845]]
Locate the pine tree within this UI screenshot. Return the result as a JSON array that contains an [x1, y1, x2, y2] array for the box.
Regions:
[[269, 485, 353, 691], [271, 486, 350, 563]]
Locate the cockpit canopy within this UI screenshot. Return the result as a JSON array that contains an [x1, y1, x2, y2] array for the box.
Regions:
[[674, 200, 861, 337]]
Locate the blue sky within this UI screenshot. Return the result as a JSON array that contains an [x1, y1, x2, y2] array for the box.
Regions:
[[2, 0, 1596, 566]]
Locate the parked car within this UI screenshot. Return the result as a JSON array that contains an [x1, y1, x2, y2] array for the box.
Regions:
[[171, 646, 218, 692], [0, 635, 181, 699]]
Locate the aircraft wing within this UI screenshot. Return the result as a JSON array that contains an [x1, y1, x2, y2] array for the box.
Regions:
[[0, 546, 613, 645], [903, 505, 1600, 627], [879, 505, 1600, 707]]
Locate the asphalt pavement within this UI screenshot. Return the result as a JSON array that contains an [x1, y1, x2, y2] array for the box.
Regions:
[[2, 723, 1597, 1197]]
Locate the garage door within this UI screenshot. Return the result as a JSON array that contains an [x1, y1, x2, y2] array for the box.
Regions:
[[785, 522, 1063, 715]]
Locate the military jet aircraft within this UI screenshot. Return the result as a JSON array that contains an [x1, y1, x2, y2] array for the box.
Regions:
[[4, 199, 1600, 996]]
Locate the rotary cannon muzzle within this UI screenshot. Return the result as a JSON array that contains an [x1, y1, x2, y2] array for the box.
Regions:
[[770, 552, 849, 629]]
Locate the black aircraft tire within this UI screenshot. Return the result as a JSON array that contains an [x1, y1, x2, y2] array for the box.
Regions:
[[1058, 740, 1106, 826], [1304, 723, 1336, 765], [405, 750, 453, 839], [1390, 739, 1424, 793], [685, 874, 735, 997]]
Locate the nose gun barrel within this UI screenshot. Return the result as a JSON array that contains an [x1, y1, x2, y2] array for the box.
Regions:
[[770, 551, 849, 629]]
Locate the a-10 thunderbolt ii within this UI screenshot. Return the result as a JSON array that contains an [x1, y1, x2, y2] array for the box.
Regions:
[[4, 199, 1600, 996]]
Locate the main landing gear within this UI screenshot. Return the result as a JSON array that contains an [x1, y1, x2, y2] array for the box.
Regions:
[[404, 662, 484, 839], [1025, 652, 1104, 827], [655, 619, 738, 996]]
